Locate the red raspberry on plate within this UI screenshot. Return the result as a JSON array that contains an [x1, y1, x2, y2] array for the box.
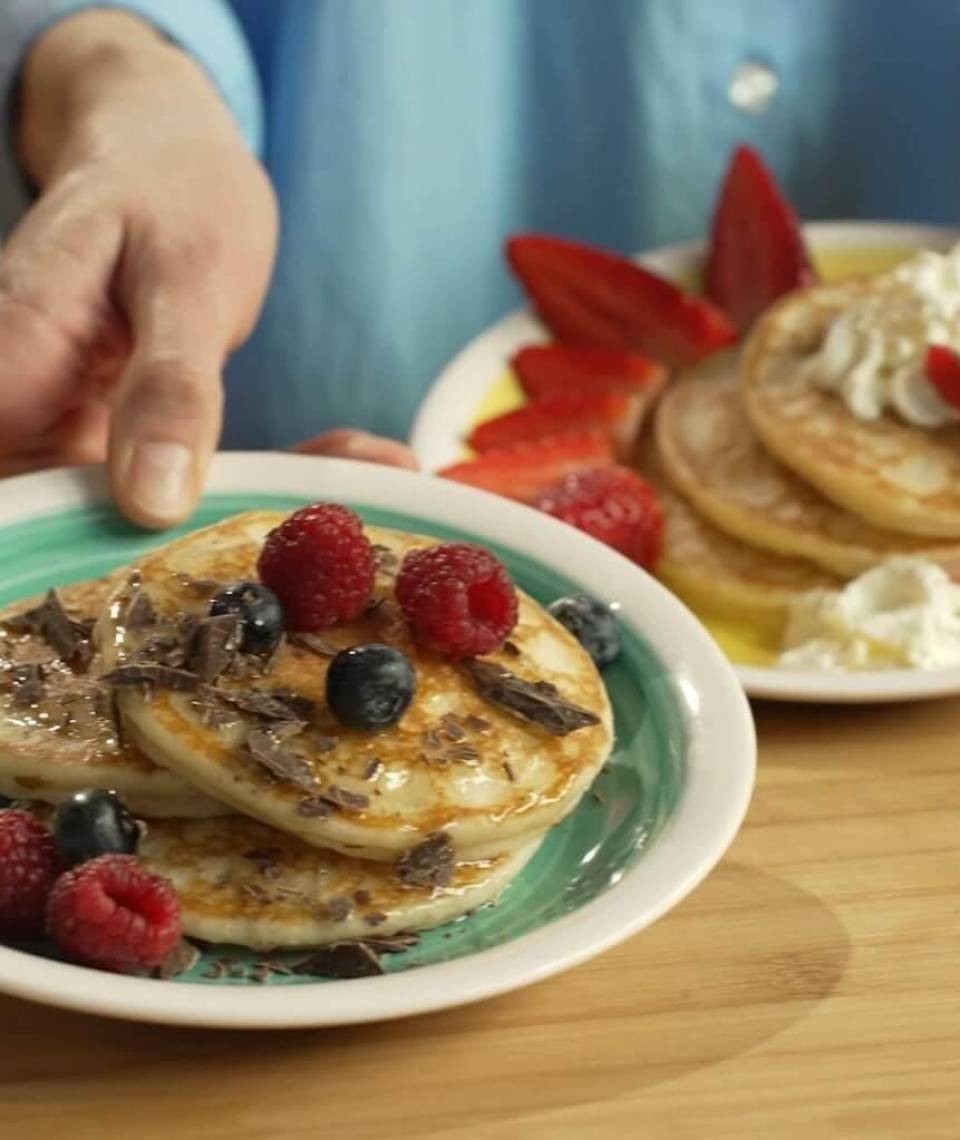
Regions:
[[533, 466, 664, 569], [0, 810, 64, 938], [258, 502, 375, 629], [396, 543, 518, 658], [45, 854, 181, 974]]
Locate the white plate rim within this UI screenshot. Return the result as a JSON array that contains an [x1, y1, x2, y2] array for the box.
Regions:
[[0, 453, 755, 1028], [410, 220, 960, 705]]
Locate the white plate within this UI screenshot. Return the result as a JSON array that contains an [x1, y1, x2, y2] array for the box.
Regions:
[[0, 454, 754, 1028], [411, 221, 960, 704]]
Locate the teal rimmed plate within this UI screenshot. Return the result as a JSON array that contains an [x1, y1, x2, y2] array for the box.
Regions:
[[0, 455, 754, 1028]]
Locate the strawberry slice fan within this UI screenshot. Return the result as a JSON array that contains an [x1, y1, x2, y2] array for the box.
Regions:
[[924, 345, 960, 409], [505, 235, 737, 369], [704, 144, 817, 333]]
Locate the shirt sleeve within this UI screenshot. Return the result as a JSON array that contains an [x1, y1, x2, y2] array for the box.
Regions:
[[0, 0, 263, 154]]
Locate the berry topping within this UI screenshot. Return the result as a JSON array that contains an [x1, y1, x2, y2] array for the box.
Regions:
[[52, 790, 140, 866], [396, 543, 518, 658], [210, 581, 285, 654], [45, 854, 181, 974], [0, 810, 64, 938], [547, 594, 621, 669], [924, 344, 960, 409], [258, 503, 376, 630], [533, 467, 663, 570], [326, 644, 417, 731]]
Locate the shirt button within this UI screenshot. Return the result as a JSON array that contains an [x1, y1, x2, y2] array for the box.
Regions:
[[728, 59, 779, 115]]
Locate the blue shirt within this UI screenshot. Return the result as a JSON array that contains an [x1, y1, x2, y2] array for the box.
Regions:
[[2, 0, 960, 446]]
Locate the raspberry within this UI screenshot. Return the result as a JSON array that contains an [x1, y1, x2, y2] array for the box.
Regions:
[[396, 543, 518, 658], [0, 810, 64, 938], [258, 503, 375, 629], [45, 855, 181, 974], [533, 466, 663, 569]]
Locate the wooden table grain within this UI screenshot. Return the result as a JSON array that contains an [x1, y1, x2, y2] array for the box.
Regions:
[[3, 697, 959, 1140]]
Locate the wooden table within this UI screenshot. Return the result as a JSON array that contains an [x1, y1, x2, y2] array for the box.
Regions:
[[4, 697, 959, 1140]]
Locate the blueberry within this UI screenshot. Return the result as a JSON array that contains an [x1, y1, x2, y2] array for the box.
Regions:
[[326, 644, 416, 731], [52, 789, 140, 865], [210, 581, 285, 654], [547, 594, 621, 668]]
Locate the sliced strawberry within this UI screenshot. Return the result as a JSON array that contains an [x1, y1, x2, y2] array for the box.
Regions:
[[704, 145, 816, 333], [506, 234, 737, 368], [924, 345, 960, 409], [438, 433, 614, 503], [533, 466, 663, 570], [469, 390, 644, 459], [512, 344, 666, 400]]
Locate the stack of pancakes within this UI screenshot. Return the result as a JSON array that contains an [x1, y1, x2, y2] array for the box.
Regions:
[[0, 512, 612, 952], [643, 281, 960, 638]]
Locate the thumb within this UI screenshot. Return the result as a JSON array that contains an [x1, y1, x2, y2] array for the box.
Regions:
[[108, 251, 228, 529]]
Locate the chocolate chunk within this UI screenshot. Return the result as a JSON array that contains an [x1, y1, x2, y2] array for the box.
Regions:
[[397, 832, 455, 888], [188, 613, 243, 682], [321, 785, 370, 812], [9, 663, 45, 707], [156, 939, 201, 979], [126, 591, 157, 631], [292, 943, 384, 979], [103, 664, 200, 692], [245, 729, 318, 792], [324, 896, 353, 922], [289, 631, 339, 657], [214, 688, 314, 723], [462, 660, 601, 736], [21, 590, 93, 667]]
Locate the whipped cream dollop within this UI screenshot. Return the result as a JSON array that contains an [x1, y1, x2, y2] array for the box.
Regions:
[[778, 558, 960, 671], [807, 244, 960, 427]]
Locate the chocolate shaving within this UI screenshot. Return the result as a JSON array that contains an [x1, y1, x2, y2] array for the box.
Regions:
[[397, 831, 455, 888], [321, 785, 370, 812], [324, 896, 353, 922], [156, 940, 201, 979], [104, 664, 200, 692], [363, 757, 382, 780], [297, 796, 334, 819], [246, 729, 317, 791], [462, 660, 600, 736], [439, 713, 466, 742], [363, 932, 420, 953], [465, 714, 491, 732], [188, 613, 243, 683], [30, 590, 93, 668], [214, 687, 314, 723], [126, 591, 156, 631], [445, 743, 480, 765], [289, 631, 340, 657], [9, 663, 45, 707], [292, 943, 384, 979], [191, 693, 239, 729], [502, 760, 517, 783]]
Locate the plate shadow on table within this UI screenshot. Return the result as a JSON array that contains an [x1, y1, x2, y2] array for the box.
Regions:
[[0, 861, 850, 1140]]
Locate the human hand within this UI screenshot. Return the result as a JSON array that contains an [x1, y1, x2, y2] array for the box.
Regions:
[[293, 429, 419, 469], [0, 10, 277, 526]]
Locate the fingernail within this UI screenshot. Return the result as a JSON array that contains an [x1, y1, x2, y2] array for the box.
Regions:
[[127, 441, 192, 521]]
